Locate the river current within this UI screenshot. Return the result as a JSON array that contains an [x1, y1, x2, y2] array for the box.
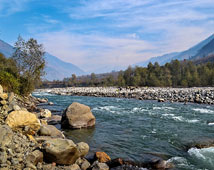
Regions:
[[33, 92, 214, 170]]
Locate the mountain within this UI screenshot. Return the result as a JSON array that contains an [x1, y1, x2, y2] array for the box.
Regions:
[[192, 54, 214, 65], [191, 38, 214, 60], [0, 39, 85, 80], [137, 34, 214, 66], [136, 52, 180, 67]]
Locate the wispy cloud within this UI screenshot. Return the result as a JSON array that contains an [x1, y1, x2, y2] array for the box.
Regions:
[[0, 0, 30, 16]]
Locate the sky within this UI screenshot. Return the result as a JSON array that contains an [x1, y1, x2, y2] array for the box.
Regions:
[[0, 0, 214, 73]]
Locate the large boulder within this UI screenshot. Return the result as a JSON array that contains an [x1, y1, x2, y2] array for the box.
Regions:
[[0, 125, 13, 147], [5, 110, 41, 135], [43, 138, 89, 165], [39, 125, 64, 138], [61, 102, 96, 129]]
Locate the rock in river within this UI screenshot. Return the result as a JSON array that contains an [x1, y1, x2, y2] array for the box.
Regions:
[[61, 102, 96, 129]]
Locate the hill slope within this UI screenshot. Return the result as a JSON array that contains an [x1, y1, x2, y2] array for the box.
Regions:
[[0, 40, 85, 80], [137, 34, 214, 66]]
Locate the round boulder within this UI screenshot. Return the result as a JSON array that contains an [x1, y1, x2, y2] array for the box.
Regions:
[[5, 110, 41, 135], [61, 102, 96, 129]]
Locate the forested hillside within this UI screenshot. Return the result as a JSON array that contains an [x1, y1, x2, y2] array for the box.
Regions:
[[41, 57, 214, 88]]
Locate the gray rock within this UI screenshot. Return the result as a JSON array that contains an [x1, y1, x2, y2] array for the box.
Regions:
[[39, 125, 64, 138], [43, 138, 82, 165], [26, 150, 43, 165], [69, 164, 81, 170], [0, 125, 13, 147], [0, 151, 7, 164], [47, 115, 62, 125], [92, 161, 109, 170]]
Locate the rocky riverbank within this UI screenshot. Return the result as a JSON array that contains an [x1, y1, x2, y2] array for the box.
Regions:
[[0, 85, 174, 170], [37, 87, 214, 105]]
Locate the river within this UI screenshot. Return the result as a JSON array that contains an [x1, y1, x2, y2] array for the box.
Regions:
[[33, 92, 214, 170]]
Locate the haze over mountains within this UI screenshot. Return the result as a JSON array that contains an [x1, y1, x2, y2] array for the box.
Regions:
[[0, 34, 213, 81], [0, 40, 85, 81], [137, 34, 214, 66]]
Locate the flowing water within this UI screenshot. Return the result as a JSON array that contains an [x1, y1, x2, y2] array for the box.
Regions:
[[33, 92, 214, 170]]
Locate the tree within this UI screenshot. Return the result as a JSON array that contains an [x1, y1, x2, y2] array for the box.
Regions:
[[12, 36, 45, 94]]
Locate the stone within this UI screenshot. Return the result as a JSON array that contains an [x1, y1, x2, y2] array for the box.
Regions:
[[76, 142, 89, 158], [0, 151, 7, 164], [0, 100, 7, 105], [81, 159, 91, 170], [37, 98, 48, 103], [92, 161, 109, 170], [158, 98, 165, 102], [8, 92, 15, 103], [13, 105, 21, 111], [0, 125, 13, 147], [69, 164, 81, 170], [5, 110, 41, 135], [0, 85, 3, 94], [95, 152, 111, 163], [47, 115, 62, 125], [39, 125, 64, 138], [40, 119, 48, 125], [43, 138, 82, 165], [76, 158, 91, 170], [61, 102, 96, 129], [0, 93, 8, 100], [26, 162, 37, 170], [48, 102, 54, 105], [26, 150, 43, 165], [106, 158, 123, 168], [40, 109, 52, 118]]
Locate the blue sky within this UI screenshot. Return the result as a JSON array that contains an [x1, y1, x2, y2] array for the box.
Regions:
[[0, 0, 214, 73]]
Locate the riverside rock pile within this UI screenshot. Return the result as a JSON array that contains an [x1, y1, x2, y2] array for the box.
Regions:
[[37, 87, 214, 104], [0, 85, 94, 170]]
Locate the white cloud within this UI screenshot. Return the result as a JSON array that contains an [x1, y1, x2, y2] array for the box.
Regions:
[[0, 0, 30, 16]]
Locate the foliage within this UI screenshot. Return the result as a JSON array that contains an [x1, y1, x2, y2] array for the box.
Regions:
[[0, 53, 20, 93], [12, 36, 45, 95], [0, 36, 45, 95], [41, 58, 214, 88]]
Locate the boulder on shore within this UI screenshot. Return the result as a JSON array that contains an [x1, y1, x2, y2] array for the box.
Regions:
[[61, 102, 96, 129], [43, 138, 89, 165], [5, 110, 41, 135]]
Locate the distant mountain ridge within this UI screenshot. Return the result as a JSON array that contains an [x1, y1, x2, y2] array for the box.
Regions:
[[0, 39, 85, 80], [137, 34, 214, 66]]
